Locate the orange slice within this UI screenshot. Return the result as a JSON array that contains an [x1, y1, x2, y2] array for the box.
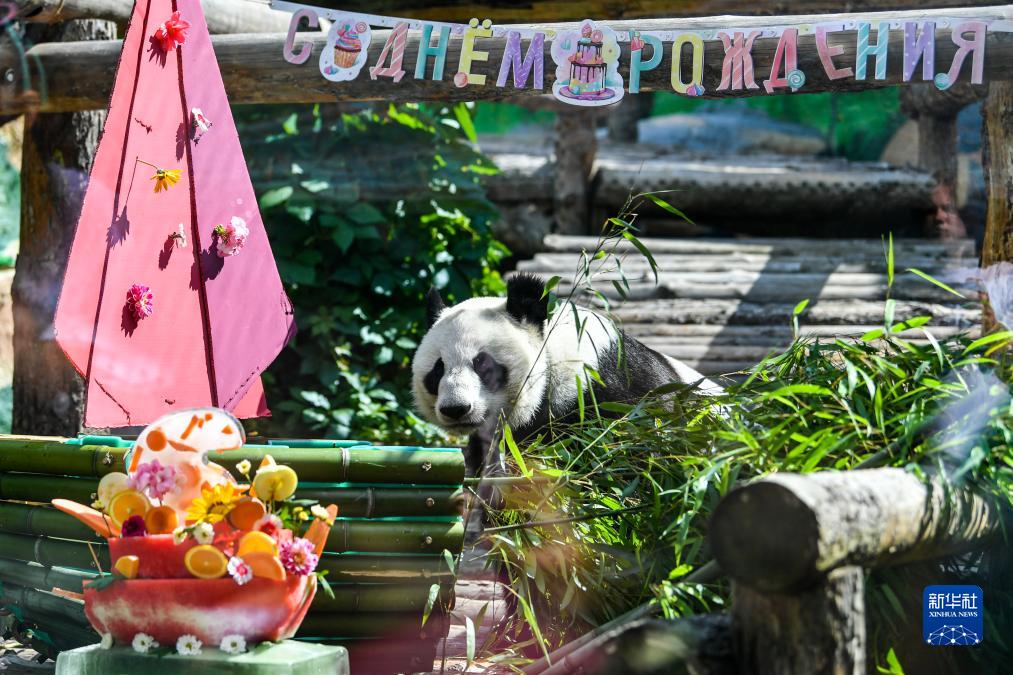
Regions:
[[237, 530, 277, 557], [107, 490, 150, 528], [184, 545, 228, 579], [114, 555, 140, 579], [228, 498, 266, 531], [243, 551, 286, 581], [144, 505, 178, 535]]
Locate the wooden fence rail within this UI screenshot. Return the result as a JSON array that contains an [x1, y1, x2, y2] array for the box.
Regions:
[[1, 5, 1012, 114]]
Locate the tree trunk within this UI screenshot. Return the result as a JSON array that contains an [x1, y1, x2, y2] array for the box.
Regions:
[[553, 110, 596, 235], [12, 18, 114, 435], [733, 567, 866, 675], [981, 81, 1013, 333]]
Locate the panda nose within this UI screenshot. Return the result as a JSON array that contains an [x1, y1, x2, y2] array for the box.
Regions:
[[439, 404, 472, 421]]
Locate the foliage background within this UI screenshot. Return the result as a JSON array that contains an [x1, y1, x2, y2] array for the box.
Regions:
[[237, 103, 507, 443]]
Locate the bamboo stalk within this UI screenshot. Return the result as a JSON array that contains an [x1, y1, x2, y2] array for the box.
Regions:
[[0, 533, 108, 570], [0, 502, 104, 543], [0, 558, 96, 593], [325, 520, 464, 555], [0, 438, 466, 485], [0, 580, 88, 626], [311, 583, 455, 614], [297, 611, 450, 640], [316, 554, 454, 583], [0, 473, 464, 517]]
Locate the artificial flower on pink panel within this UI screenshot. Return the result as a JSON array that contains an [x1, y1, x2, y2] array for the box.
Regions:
[[154, 11, 190, 52], [127, 284, 154, 320]]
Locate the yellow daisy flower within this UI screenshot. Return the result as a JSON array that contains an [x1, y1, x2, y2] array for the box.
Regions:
[[186, 483, 246, 524], [152, 168, 182, 193]]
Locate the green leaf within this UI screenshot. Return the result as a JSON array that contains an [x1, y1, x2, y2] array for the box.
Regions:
[[642, 193, 695, 224], [503, 425, 530, 477], [282, 113, 298, 135], [622, 231, 659, 283], [906, 267, 966, 298], [886, 232, 894, 289], [442, 548, 456, 575], [964, 330, 1013, 354], [793, 299, 809, 316], [259, 186, 293, 209], [542, 275, 561, 298], [453, 103, 478, 143], [465, 616, 476, 667], [421, 583, 440, 627]]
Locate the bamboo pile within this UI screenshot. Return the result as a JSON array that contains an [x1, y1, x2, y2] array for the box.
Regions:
[[0, 435, 466, 674]]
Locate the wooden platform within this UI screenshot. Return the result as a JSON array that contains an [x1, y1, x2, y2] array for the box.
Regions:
[[517, 235, 981, 377]]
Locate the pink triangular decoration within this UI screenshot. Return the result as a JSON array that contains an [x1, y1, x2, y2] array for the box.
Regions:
[[55, 0, 294, 427]]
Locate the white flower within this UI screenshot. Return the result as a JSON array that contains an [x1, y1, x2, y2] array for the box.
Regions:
[[227, 556, 252, 586], [131, 633, 157, 654], [176, 634, 202, 656], [310, 504, 332, 522], [172, 526, 188, 545], [236, 459, 252, 477], [100, 632, 114, 650], [193, 522, 215, 545], [219, 634, 246, 655]]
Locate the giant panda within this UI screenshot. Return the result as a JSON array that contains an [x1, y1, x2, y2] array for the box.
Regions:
[[412, 273, 721, 478]]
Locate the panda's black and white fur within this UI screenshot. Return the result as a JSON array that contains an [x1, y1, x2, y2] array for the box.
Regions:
[[412, 274, 721, 477]]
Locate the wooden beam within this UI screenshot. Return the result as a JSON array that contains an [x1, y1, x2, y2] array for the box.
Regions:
[[13, 0, 292, 33], [2, 5, 1012, 113], [295, 1, 1009, 23], [708, 468, 1002, 594], [981, 80, 1013, 333]]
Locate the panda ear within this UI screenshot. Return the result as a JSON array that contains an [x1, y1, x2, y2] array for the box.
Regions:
[[506, 274, 548, 327], [426, 287, 447, 328]]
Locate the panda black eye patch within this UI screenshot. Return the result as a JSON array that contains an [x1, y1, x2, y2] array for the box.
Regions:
[[472, 352, 507, 392], [424, 358, 444, 395]]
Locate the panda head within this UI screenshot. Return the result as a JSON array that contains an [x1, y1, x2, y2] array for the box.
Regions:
[[412, 274, 549, 434]]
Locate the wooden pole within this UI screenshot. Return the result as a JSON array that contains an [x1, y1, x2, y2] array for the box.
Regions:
[[11, 18, 115, 436], [553, 109, 596, 235], [607, 93, 653, 143], [981, 80, 1013, 333], [732, 567, 865, 675], [708, 468, 1002, 593], [14, 0, 293, 33], [2, 6, 1012, 113]]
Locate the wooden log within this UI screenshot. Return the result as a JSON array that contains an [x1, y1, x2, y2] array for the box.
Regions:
[[732, 567, 865, 675], [709, 468, 1003, 594], [11, 18, 114, 436], [606, 94, 653, 143], [14, 0, 293, 33], [553, 109, 596, 235], [287, 1, 1007, 23], [3, 5, 1013, 113], [981, 80, 1013, 333]]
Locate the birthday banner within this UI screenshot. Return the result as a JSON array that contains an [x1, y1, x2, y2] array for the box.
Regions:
[[272, 1, 1010, 107]]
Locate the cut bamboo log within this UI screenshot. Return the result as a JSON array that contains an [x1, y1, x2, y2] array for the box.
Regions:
[[0, 579, 88, 626], [297, 611, 450, 641], [0, 532, 108, 570], [709, 468, 1003, 593], [0, 438, 465, 485], [3, 5, 1012, 113], [0, 501, 464, 554], [310, 582, 454, 614], [0, 557, 96, 593], [316, 553, 455, 584], [15, 0, 293, 33], [0, 472, 464, 517]]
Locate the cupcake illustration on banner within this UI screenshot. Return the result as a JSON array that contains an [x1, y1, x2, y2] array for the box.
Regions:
[[551, 20, 624, 107], [319, 19, 371, 82]]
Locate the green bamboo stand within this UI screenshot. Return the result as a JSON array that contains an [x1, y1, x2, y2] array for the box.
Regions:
[[55, 641, 348, 674]]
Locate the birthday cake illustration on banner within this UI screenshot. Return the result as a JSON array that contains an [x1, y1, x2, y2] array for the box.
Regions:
[[54, 0, 296, 428], [320, 18, 371, 81], [551, 20, 624, 107]]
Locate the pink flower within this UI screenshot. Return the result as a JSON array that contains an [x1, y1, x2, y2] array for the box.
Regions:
[[227, 556, 252, 585], [252, 514, 283, 539], [129, 460, 181, 501], [154, 11, 190, 52], [127, 284, 154, 320], [279, 538, 318, 576], [214, 216, 249, 257], [121, 515, 147, 538]]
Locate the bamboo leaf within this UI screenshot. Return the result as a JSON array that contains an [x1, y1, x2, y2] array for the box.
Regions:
[[886, 233, 894, 290], [642, 193, 695, 224], [465, 616, 476, 667], [421, 582, 440, 627], [442, 548, 456, 574], [964, 330, 1013, 354], [453, 103, 477, 143], [542, 275, 561, 298], [622, 231, 658, 283], [503, 425, 530, 477], [906, 267, 966, 298]]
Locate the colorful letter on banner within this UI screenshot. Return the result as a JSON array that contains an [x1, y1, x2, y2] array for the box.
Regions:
[[497, 31, 545, 89], [670, 33, 704, 94], [629, 33, 662, 93], [903, 22, 935, 81], [283, 8, 319, 65], [415, 24, 450, 80], [855, 22, 889, 80], [946, 21, 987, 85], [370, 21, 408, 82], [457, 18, 493, 87], [763, 28, 799, 93], [816, 26, 853, 79], [717, 31, 760, 91]]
